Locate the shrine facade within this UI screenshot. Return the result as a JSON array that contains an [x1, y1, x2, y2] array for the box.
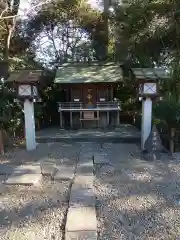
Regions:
[[55, 62, 122, 129]]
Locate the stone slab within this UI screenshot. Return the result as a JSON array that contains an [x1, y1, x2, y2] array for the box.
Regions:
[[70, 186, 95, 207], [12, 164, 41, 174], [77, 161, 94, 168], [0, 164, 14, 175], [5, 173, 42, 186], [73, 175, 94, 189], [76, 168, 94, 176], [40, 162, 57, 176], [93, 153, 109, 164], [65, 231, 97, 240], [54, 165, 75, 180], [66, 207, 97, 232]]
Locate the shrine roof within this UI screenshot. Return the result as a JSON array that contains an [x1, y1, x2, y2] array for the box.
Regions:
[[132, 68, 170, 80], [55, 62, 123, 84], [6, 70, 42, 83]]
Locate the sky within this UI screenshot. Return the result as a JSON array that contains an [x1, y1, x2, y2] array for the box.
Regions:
[[19, 0, 99, 15]]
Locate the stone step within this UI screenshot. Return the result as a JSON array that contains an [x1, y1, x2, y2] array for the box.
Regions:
[[0, 164, 14, 175], [5, 164, 42, 186], [93, 153, 109, 164], [66, 206, 97, 232], [54, 165, 75, 181], [5, 173, 42, 186], [40, 162, 57, 177], [73, 175, 94, 189], [76, 162, 94, 176], [70, 185, 95, 207]]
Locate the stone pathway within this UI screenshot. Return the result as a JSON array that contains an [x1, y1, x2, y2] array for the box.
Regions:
[[1, 141, 180, 239], [0, 142, 80, 240], [65, 143, 97, 239], [6, 164, 42, 186]]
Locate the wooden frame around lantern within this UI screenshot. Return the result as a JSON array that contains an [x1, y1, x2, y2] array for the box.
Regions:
[[137, 79, 159, 100], [5, 70, 42, 101], [16, 82, 39, 101]]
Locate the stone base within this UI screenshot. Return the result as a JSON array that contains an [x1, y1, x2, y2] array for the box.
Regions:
[[142, 151, 163, 161]]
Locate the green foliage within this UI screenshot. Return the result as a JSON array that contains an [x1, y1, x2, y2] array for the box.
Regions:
[[114, 0, 180, 66], [153, 95, 180, 128]]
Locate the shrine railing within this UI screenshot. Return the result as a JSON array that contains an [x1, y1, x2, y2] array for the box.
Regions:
[[58, 101, 121, 111]]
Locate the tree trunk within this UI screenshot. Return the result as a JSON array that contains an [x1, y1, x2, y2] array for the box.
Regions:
[[0, 0, 20, 154]]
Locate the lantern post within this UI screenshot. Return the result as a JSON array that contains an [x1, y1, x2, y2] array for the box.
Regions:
[[138, 79, 158, 149], [18, 82, 39, 151], [7, 70, 41, 151]]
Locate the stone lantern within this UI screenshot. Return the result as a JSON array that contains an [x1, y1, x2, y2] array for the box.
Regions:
[[132, 68, 161, 149], [6, 70, 42, 151], [138, 79, 158, 149], [138, 80, 158, 100]]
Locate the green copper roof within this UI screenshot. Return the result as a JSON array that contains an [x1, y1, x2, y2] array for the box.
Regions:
[[55, 62, 123, 84], [132, 68, 170, 80]]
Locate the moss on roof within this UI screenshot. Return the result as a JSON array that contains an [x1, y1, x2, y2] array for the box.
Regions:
[[55, 62, 123, 84], [132, 68, 170, 80]]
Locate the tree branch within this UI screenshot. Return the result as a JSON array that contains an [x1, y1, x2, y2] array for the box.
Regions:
[[0, 0, 51, 20]]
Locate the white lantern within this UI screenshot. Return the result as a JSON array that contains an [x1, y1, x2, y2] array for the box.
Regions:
[[138, 81, 158, 97], [18, 84, 38, 99]]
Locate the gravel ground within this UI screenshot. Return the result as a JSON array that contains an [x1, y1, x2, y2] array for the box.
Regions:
[[95, 143, 180, 240], [0, 142, 80, 240], [0, 177, 70, 240]]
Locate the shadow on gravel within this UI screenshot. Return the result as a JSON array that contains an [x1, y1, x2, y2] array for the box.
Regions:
[[0, 142, 80, 181], [0, 177, 71, 240], [0, 142, 81, 240], [94, 145, 180, 239]]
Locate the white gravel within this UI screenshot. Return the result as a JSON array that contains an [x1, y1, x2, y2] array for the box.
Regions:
[[0, 142, 80, 240], [95, 143, 180, 240], [0, 177, 70, 240]]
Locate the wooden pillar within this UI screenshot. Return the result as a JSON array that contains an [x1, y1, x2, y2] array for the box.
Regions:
[[97, 110, 100, 128], [70, 111, 73, 129], [80, 112, 82, 128], [107, 111, 109, 126], [117, 111, 120, 126], [111, 85, 113, 101], [60, 111, 63, 128]]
